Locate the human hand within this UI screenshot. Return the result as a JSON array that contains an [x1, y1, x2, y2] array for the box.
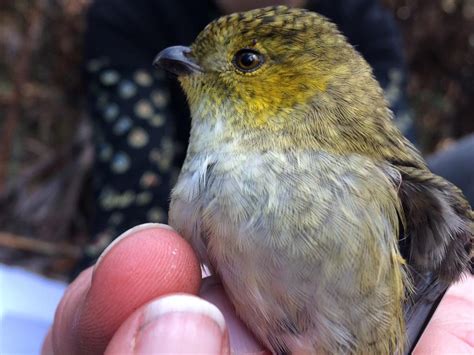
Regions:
[[43, 224, 473, 354], [42, 224, 265, 354], [413, 272, 474, 354]]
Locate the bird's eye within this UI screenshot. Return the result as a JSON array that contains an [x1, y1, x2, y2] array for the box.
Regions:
[[233, 49, 264, 72]]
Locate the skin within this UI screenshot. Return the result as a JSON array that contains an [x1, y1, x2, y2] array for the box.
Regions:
[[42, 225, 474, 354]]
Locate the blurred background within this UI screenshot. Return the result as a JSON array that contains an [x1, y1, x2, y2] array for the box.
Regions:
[[0, 0, 473, 279]]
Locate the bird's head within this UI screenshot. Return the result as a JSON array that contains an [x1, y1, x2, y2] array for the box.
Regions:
[[155, 6, 406, 155]]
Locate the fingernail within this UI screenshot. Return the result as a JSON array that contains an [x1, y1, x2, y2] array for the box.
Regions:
[[134, 294, 226, 354], [94, 223, 175, 272]]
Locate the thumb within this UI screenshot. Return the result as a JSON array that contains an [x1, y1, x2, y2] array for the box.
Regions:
[[106, 294, 230, 354]]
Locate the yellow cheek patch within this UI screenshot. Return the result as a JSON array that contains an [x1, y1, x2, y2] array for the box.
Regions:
[[230, 65, 330, 128], [180, 60, 342, 130]]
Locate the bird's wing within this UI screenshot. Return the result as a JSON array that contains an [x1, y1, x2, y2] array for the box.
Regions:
[[396, 165, 472, 281], [393, 165, 473, 353]]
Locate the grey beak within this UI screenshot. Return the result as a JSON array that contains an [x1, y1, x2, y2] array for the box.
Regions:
[[153, 46, 202, 76]]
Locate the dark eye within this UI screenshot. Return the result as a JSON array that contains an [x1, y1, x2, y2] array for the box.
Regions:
[[233, 49, 264, 72]]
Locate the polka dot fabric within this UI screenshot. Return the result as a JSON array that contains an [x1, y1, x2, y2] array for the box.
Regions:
[[86, 62, 181, 262]]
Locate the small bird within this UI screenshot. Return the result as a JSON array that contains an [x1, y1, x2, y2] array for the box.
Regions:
[[155, 6, 473, 354]]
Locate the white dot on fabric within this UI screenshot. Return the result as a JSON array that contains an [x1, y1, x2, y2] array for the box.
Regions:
[[113, 116, 133, 135], [118, 80, 138, 99], [99, 144, 113, 161], [136, 191, 153, 205], [151, 90, 169, 109], [135, 99, 154, 118], [111, 152, 131, 173], [104, 103, 119, 121], [150, 114, 165, 127], [100, 70, 120, 86], [128, 127, 149, 148], [99, 188, 136, 210], [147, 207, 165, 222], [140, 171, 161, 188], [149, 145, 173, 172], [134, 70, 153, 86]]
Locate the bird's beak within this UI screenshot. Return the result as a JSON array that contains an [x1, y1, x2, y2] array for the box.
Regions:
[[153, 46, 202, 76]]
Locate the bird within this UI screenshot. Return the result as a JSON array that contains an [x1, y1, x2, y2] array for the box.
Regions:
[[154, 6, 473, 354]]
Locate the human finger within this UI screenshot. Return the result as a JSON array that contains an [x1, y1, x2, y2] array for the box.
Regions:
[[50, 224, 201, 354], [105, 294, 230, 354]]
